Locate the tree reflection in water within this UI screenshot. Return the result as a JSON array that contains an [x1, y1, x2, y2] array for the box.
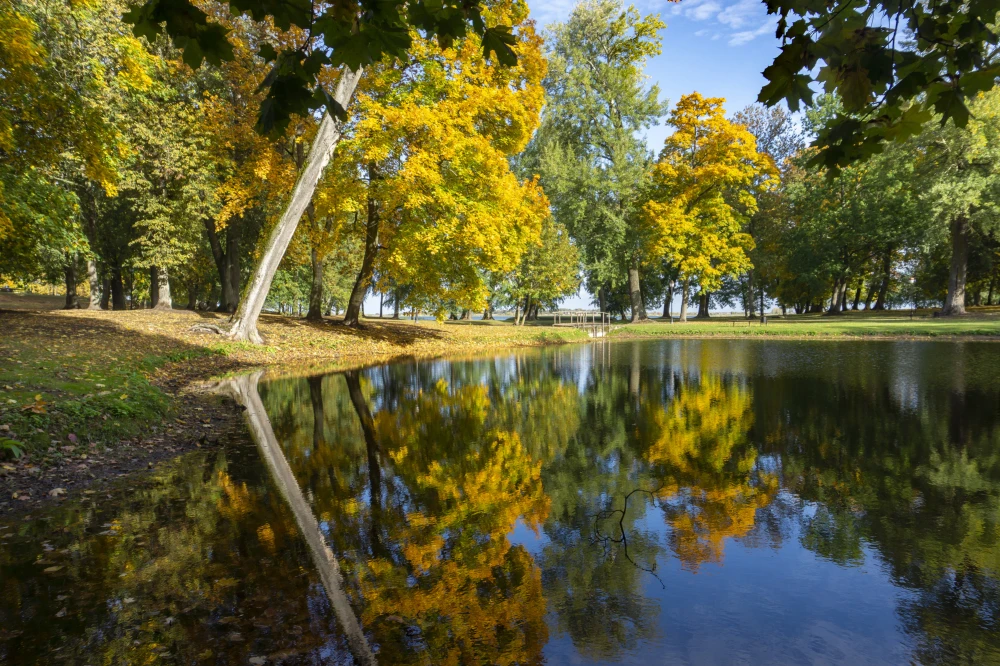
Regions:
[[3, 340, 1000, 664]]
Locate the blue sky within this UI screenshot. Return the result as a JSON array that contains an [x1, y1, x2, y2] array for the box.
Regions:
[[531, 0, 785, 151]]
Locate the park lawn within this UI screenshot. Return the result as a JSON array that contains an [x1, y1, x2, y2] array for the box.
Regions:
[[612, 308, 1000, 339]]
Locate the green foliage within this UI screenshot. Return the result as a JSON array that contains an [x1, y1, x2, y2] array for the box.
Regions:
[[524, 0, 665, 297], [760, 0, 1000, 170], [124, 0, 520, 132]]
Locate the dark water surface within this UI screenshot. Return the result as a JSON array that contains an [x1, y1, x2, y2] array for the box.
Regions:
[[3, 339, 1000, 665]]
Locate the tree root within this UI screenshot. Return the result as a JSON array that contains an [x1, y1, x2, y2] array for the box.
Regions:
[[189, 323, 228, 335]]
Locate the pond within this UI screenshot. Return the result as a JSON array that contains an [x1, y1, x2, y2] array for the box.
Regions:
[[3, 339, 1000, 664]]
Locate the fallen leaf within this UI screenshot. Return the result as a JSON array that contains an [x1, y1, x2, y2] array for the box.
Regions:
[[49, 488, 66, 497], [43, 566, 63, 573]]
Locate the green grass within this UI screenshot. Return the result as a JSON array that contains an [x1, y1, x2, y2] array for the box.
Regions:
[[0, 345, 219, 459], [611, 309, 1000, 339]]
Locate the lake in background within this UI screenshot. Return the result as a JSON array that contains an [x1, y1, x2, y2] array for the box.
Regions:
[[3, 339, 999, 664]]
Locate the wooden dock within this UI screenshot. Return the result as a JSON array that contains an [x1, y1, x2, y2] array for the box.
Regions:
[[552, 310, 611, 337]]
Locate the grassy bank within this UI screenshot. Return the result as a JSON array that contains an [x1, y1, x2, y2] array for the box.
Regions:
[[610, 309, 1000, 339]]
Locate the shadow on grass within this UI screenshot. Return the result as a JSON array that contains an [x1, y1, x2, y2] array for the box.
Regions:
[[264, 313, 448, 346]]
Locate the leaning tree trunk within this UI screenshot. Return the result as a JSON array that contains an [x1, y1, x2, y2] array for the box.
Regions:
[[86, 259, 101, 309], [307, 247, 325, 321], [228, 67, 364, 343], [942, 215, 970, 316], [344, 163, 381, 328], [851, 278, 862, 310], [152, 266, 172, 310], [63, 254, 76, 309], [628, 262, 647, 322], [220, 372, 377, 666], [679, 279, 690, 322]]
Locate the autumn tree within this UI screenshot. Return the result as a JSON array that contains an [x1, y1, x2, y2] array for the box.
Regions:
[[643, 93, 773, 322], [336, 5, 548, 326]]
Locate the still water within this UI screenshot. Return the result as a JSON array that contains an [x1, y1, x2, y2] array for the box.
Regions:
[[3, 339, 1000, 665]]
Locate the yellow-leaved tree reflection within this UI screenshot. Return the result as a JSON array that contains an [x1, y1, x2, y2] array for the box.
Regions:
[[364, 377, 551, 665], [263, 358, 576, 665], [639, 374, 777, 571]]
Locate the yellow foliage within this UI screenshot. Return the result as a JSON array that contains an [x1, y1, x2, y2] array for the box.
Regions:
[[642, 374, 777, 570], [644, 93, 775, 291]]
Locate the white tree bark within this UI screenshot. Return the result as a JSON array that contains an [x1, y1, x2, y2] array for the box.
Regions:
[[228, 67, 365, 343], [153, 266, 172, 310], [86, 259, 102, 309], [221, 371, 377, 665]]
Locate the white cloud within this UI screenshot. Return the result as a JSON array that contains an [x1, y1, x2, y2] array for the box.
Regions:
[[728, 18, 776, 45], [716, 0, 764, 29], [669, 0, 721, 21], [689, 0, 722, 20]]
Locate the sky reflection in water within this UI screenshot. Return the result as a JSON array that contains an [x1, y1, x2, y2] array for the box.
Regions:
[[2, 339, 1000, 665]]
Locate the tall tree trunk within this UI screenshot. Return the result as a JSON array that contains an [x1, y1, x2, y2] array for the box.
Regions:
[[379, 292, 384, 318], [86, 259, 101, 309], [662, 280, 673, 318], [759, 284, 765, 321], [307, 247, 325, 321], [598, 284, 607, 314], [393, 288, 400, 319], [826, 277, 843, 315], [628, 262, 647, 322], [228, 68, 364, 343], [110, 265, 126, 310], [679, 279, 690, 322], [150, 267, 159, 308], [988, 272, 996, 306], [695, 290, 710, 318], [186, 284, 197, 310], [873, 249, 893, 311], [864, 278, 877, 310], [942, 215, 970, 315], [850, 278, 862, 311], [840, 280, 849, 312], [100, 278, 111, 310], [152, 266, 172, 310], [344, 162, 381, 328], [747, 270, 756, 318], [63, 254, 76, 309], [203, 218, 233, 312]]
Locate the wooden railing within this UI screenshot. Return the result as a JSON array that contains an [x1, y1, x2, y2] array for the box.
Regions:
[[552, 310, 610, 337]]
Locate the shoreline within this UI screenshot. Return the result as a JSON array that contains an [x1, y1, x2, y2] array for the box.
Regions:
[[2, 305, 999, 516]]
